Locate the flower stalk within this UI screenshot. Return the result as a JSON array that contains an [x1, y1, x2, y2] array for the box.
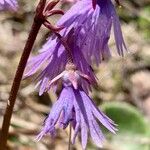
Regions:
[[0, 0, 46, 149], [68, 124, 72, 150]]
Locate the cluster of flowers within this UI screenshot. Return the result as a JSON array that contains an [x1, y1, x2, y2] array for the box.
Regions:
[[27, 0, 127, 148], [1, 0, 126, 149], [0, 0, 18, 11]]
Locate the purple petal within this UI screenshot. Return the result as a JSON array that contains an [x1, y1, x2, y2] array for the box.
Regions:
[[80, 90, 117, 133], [79, 90, 105, 147], [0, 0, 18, 11], [112, 9, 127, 56], [80, 115, 88, 149]]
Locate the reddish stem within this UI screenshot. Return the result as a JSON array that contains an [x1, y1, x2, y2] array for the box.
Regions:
[[92, 0, 97, 9], [115, 0, 121, 6], [0, 0, 46, 149]]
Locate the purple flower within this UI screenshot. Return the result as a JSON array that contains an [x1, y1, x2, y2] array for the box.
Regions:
[[33, 0, 126, 65], [36, 85, 117, 149], [33, 60, 117, 148], [0, 0, 18, 11], [56, 0, 126, 65], [24, 32, 97, 95]]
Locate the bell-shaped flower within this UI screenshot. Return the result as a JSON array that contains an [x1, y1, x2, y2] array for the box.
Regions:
[[24, 31, 97, 95], [39, 0, 126, 66], [36, 66, 117, 149]]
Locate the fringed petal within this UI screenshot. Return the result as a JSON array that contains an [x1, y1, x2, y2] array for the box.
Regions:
[[0, 0, 18, 11], [80, 115, 88, 149]]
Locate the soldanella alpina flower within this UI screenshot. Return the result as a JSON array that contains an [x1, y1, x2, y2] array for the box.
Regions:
[[37, 0, 126, 66], [0, 0, 18, 11], [24, 31, 96, 95], [36, 64, 117, 149]]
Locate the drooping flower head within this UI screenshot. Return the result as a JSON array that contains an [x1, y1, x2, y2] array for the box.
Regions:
[[34, 0, 126, 66], [0, 0, 18, 11], [56, 0, 126, 64], [24, 30, 97, 95], [36, 65, 117, 149]]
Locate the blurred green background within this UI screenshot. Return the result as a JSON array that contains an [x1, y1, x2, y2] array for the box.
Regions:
[[0, 0, 150, 150]]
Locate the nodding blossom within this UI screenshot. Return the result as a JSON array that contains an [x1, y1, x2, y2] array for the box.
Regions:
[[0, 0, 18, 11], [58, 0, 126, 64], [28, 0, 126, 67], [24, 31, 97, 95], [36, 64, 117, 149]]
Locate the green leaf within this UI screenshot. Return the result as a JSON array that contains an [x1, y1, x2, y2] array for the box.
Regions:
[[102, 102, 149, 135], [138, 6, 150, 40], [99, 102, 150, 150]]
